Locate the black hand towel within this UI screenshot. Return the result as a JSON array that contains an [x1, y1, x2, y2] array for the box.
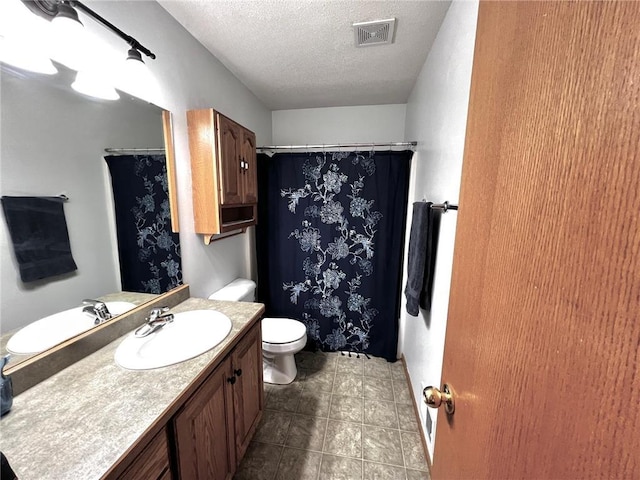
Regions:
[[1, 196, 77, 282], [1, 452, 17, 480], [404, 201, 434, 316]]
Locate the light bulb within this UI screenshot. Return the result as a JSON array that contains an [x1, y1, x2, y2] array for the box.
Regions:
[[0, 34, 57, 75], [48, 3, 90, 71], [71, 70, 119, 101], [116, 48, 159, 101]]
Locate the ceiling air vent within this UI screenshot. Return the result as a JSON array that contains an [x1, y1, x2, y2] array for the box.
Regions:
[[353, 18, 396, 47]]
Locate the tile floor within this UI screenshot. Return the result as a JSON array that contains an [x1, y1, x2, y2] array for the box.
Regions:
[[234, 351, 430, 480]]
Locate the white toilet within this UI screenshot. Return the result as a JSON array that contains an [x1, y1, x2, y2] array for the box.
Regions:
[[209, 278, 307, 385]]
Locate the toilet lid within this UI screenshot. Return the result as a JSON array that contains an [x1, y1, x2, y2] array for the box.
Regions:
[[262, 317, 307, 344]]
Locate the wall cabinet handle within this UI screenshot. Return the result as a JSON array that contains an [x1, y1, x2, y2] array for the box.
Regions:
[[227, 376, 236, 385], [234, 368, 243, 377]]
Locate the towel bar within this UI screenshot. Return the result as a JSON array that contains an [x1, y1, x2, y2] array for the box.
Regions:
[[429, 201, 458, 213]]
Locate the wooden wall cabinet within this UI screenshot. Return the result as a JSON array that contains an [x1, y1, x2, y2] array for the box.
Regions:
[[187, 109, 258, 241]]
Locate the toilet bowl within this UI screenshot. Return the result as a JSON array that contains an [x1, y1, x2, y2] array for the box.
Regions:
[[261, 317, 307, 384], [209, 278, 307, 385]]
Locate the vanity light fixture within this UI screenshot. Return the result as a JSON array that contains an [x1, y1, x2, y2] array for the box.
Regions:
[[2, 0, 158, 101], [125, 47, 149, 79], [62, 0, 156, 61], [121, 46, 157, 99], [51, 1, 82, 29]]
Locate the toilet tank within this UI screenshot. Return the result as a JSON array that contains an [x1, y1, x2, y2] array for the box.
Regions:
[[208, 278, 256, 302]]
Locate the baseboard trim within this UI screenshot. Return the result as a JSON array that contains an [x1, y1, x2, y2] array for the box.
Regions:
[[400, 354, 433, 474]]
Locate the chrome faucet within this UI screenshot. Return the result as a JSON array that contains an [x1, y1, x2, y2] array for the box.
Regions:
[[82, 299, 112, 325], [134, 307, 174, 338]]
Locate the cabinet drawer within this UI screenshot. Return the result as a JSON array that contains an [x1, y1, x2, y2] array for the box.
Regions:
[[120, 428, 171, 480]]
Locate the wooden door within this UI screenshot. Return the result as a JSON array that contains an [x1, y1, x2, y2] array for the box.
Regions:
[[433, 2, 640, 478], [241, 129, 258, 204], [230, 323, 264, 462], [217, 114, 243, 206], [174, 358, 236, 480]]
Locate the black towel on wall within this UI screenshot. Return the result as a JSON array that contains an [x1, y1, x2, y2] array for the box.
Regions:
[[1, 196, 77, 283], [404, 201, 435, 316]]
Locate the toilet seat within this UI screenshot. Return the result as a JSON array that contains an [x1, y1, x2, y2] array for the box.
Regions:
[[261, 318, 306, 344]]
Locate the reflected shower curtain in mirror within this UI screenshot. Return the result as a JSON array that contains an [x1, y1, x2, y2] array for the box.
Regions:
[[257, 150, 412, 361], [105, 154, 182, 294]]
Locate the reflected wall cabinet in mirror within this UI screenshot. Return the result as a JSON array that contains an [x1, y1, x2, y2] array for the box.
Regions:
[[187, 109, 257, 243], [0, 60, 181, 371]]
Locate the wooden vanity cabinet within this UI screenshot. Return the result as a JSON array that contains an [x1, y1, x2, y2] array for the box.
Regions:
[[187, 109, 258, 238], [173, 322, 263, 480], [107, 322, 263, 480]]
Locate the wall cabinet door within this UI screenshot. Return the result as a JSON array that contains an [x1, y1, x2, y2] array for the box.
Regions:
[[174, 358, 236, 480], [217, 114, 243, 206], [240, 129, 257, 204], [231, 323, 263, 461]]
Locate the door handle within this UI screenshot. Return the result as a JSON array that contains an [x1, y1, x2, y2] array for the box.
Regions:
[[423, 383, 455, 414]]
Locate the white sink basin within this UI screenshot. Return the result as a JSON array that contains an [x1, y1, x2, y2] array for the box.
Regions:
[[114, 310, 232, 370], [7, 301, 136, 355]]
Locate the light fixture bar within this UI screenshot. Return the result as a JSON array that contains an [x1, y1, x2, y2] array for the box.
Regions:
[[20, 0, 156, 60], [68, 1, 155, 59]]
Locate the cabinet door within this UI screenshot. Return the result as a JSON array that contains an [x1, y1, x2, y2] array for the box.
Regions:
[[231, 323, 264, 461], [217, 114, 243, 206], [174, 359, 236, 480], [240, 129, 257, 204]]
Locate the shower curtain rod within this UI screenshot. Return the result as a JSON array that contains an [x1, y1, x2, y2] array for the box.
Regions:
[[104, 148, 165, 154], [256, 142, 417, 151]]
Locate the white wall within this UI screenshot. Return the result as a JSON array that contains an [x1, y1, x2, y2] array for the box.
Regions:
[[272, 104, 406, 145], [401, 0, 479, 462], [0, 70, 163, 333], [63, 1, 273, 300]]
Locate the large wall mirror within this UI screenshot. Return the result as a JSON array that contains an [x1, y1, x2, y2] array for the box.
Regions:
[[0, 62, 182, 369]]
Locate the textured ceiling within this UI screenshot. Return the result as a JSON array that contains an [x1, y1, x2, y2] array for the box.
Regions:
[[158, 0, 452, 110]]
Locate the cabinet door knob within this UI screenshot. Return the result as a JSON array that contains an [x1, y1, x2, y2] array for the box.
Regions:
[[234, 368, 243, 377], [227, 376, 236, 385]]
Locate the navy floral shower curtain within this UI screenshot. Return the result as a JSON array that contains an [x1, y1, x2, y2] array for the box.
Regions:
[[105, 154, 182, 294], [257, 150, 412, 361]]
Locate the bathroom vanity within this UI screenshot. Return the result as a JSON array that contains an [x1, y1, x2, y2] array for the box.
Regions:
[[0, 297, 265, 480]]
